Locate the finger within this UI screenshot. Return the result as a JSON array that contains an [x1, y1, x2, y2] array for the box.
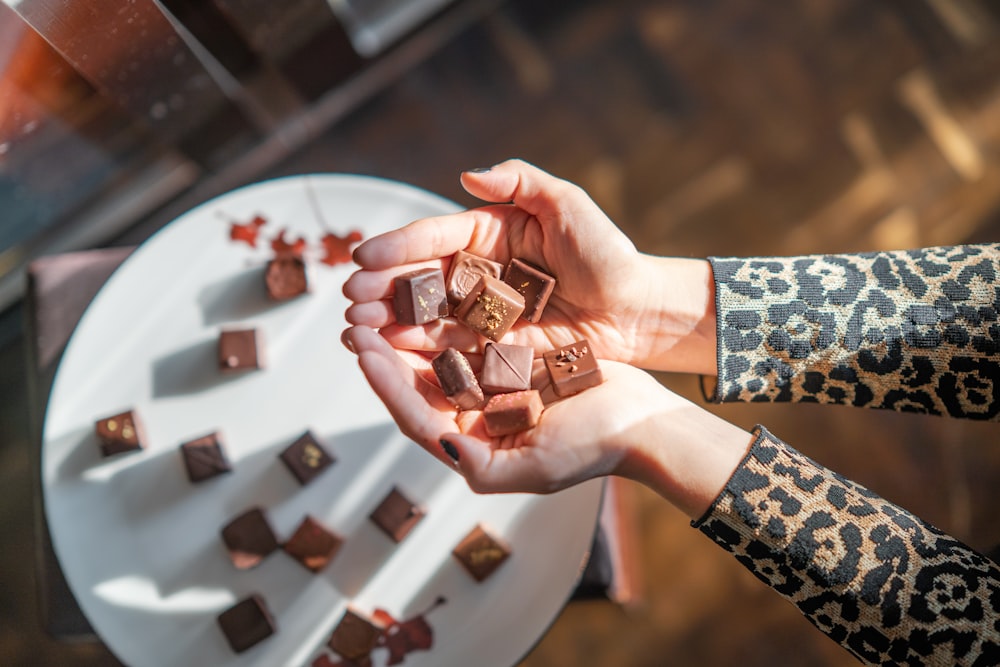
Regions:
[[378, 320, 484, 354], [443, 432, 548, 494], [342, 260, 441, 302], [345, 300, 394, 327], [460, 158, 583, 219]]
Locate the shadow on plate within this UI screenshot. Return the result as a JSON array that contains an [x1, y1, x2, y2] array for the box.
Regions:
[[197, 265, 294, 327]]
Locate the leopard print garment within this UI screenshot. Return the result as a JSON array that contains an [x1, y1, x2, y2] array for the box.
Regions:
[[708, 244, 1000, 419], [695, 427, 1000, 666]]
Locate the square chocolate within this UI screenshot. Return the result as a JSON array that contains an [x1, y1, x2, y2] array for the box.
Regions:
[[370, 486, 425, 543], [279, 430, 335, 485], [431, 348, 484, 410], [179, 431, 231, 483], [221, 507, 280, 569], [218, 328, 263, 372], [482, 390, 544, 437], [452, 524, 511, 582], [94, 409, 145, 457], [283, 515, 343, 573], [503, 258, 556, 323], [328, 608, 384, 662], [543, 339, 604, 397], [446, 250, 503, 304], [480, 342, 532, 394], [217, 594, 276, 653], [392, 267, 448, 325], [265, 256, 308, 300], [454, 275, 525, 342]]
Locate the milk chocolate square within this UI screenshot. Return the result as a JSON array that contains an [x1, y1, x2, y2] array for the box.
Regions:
[[454, 275, 525, 342], [480, 342, 532, 394], [94, 409, 145, 457], [482, 389, 544, 437], [279, 430, 334, 485], [446, 250, 503, 304], [217, 594, 276, 654], [543, 339, 604, 397], [283, 515, 343, 573], [370, 486, 425, 543], [265, 256, 308, 300], [221, 507, 280, 570], [452, 524, 511, 582], [503, 258, 556, 323], [328, 608, 384, 661], [180, 432, 231, 483], [392, 267, 448, 325], [218, 328, 263, 372], [432, 348, 484, 410]]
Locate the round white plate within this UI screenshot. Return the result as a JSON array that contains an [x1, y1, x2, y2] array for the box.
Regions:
[[42, 175, 603, 667]]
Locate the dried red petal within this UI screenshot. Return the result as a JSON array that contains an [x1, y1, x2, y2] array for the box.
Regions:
[[320, 230, 363, 266], [229, 215, 267, 248], [271, 228, 307, 258]]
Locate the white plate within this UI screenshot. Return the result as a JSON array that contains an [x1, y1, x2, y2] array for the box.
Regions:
[[42, 175, 603, 667]]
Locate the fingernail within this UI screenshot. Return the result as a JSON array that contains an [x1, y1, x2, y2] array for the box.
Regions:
[[341, 331, 355, 353], [440, 438, 460, 463], [464, 167, 492, 174]]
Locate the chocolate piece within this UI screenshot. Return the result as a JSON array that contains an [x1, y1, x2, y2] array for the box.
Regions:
[[217, 594, 276, 653], [221, 507, 280, 569], [503, 258, 556, 323], [452, 524, 511, 582], [392, 267, 448, 325], [480, 342, 532, 394], [283, 515, 343, 573], [431, 348, 484, 410], [446, 250, 503, 304], [179, 432, 231, 483], [370, 486, 425, 543], [218, 328, 263, 372], [328, 608, 384, 661], [482, 390, 544, 437], [543, 339, 604, 397], [279, 430, 334, 485], [454, 275, 525, 342], [265, 256, 308, 300], [94, 409, 145, 457]]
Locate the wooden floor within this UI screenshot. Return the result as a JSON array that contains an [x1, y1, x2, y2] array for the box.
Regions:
[[4, 0, 1000, 664]]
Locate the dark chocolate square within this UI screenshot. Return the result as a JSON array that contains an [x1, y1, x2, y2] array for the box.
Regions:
[[482, 390, 544, 437], [283, 515, 343, 573], [279, 430, 335, 485], [180, 432, 231, 483], [503, 258, 556, 322], [370, 486, 425, 543], [221, 507, 280, 569], [431, 348, 484, 410], [392, 267, 448, 325], [265, 256, 308, 300], [218, 328, 263, 372], [480, 342, 532, 394], [217, 594, 276, 653], [328, 608, 384, 661], [454, 275, 525, 341], [446, 250, 503, 304], [94, 409, 145, 457], [452, 524, 511, 582], [543, 339, 604, 397]]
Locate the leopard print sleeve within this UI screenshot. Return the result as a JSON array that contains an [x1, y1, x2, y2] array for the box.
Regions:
[[694, 426, 1000, 666], [708, 244, 1000, 419]]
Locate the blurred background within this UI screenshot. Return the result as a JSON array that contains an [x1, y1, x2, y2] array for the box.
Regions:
[[3, 0, 1000, 665]]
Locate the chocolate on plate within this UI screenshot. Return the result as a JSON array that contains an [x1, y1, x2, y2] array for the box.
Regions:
[[392, 267, 448, 326], [328, 608, 385, 662], [283, 515, 343, 573], [94, 409, 145, 457], [431, 348, 484, 410], [279, 430, 335, 485], [218, 328, 263, 373], [480, 342, 532, 394], [452, 524, 511, 582], [543, 339, 604, 398], [265, 256, 308, 300], [446, 250, 503, 304], [217, 594, 276, 654], [370, 486, 426, 543], [503, 258, 556, 323], [221, 507, 280, 569], [454, 274, 525, 342], [179, 431, 231, 483], [482, 390, 544, 437]]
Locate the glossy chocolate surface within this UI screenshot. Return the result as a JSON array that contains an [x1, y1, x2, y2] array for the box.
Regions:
[[543, 339, 604, 397], [218, 328, 262, 372], [480, 342, 532, 394], [503, 258, 556, 323], [482, 389, 544, 437], [431, 348, 484, 410], [392, 267, 448, 325], [179, 431, 231, 483]]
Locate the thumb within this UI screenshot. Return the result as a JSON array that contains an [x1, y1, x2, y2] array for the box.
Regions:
[[459, 158, 583, 219]]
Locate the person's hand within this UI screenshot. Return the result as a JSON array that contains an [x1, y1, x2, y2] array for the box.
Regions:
[[343, 325, 750, 519], [343, 159, 717, 375]]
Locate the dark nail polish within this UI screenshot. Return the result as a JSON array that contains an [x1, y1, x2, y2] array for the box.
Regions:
[[465, 167, 492, 174], [440, 438, 460, 462]]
